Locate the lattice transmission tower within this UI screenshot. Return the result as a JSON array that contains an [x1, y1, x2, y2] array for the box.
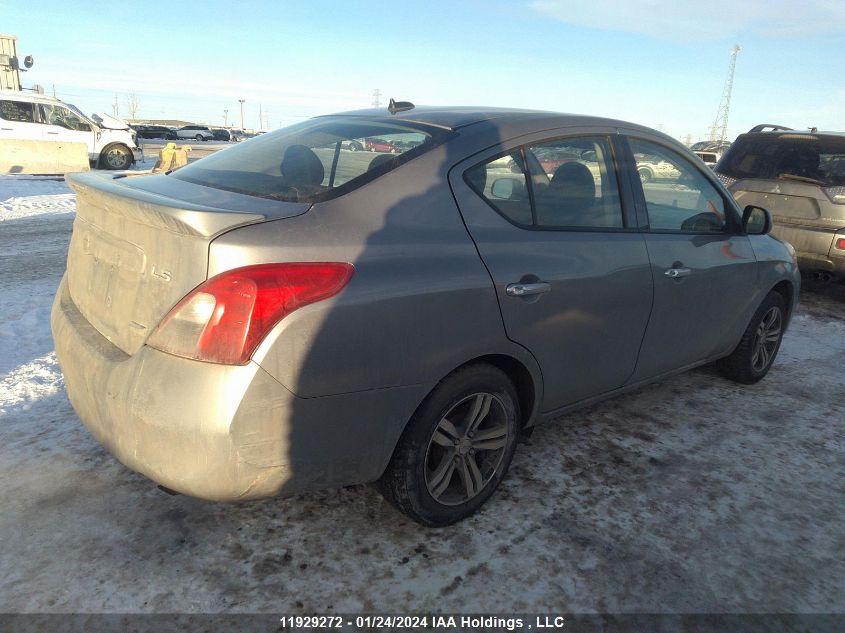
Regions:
[[708, 45, 741, 143]]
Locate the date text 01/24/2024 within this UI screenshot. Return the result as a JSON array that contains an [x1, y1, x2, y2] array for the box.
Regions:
[[278, 615, 567, 629]]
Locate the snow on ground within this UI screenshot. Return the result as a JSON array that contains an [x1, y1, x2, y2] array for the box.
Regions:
[[0, 175, 843, 615]]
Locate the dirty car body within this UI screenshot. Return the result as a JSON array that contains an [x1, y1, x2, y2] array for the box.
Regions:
[[716, 126, 845, 280], [52, 107, 799, 520]]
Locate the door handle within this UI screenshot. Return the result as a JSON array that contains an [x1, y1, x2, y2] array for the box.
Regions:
[[664, 267, 692, 279], [47, 131, 59, 135], [506, 282, 551, 297]]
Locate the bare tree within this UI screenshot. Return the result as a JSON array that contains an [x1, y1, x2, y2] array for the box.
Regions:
[[124, 92, 140, 121]]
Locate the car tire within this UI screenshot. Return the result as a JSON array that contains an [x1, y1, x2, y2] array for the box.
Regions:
[[195, 135, 204, 142], [100, 144, 133, 170], [638, 167, 653, 183], [718, 291, 786, 384], [380, 364, 520, 526]]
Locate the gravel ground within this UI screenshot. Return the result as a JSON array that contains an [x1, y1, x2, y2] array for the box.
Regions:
[[1, 176, 843, 616]]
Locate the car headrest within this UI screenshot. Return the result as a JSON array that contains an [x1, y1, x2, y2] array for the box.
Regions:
[[550, 162, 595, 199], [280, 144, 325, 187], [367, 153, 394, 171]]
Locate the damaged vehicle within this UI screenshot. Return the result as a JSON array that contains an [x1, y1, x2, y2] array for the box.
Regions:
[[0, 90, 142, 169], [52, 105, 799, 526], [716, 124, 845, 282]]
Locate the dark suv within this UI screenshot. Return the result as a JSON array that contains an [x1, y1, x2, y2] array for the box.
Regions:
[[716, 125, 845, 281]]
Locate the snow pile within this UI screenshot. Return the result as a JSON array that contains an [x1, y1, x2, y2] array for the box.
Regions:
[[1, 175, 75, 221], [0, 353, 63, 415], [0, 192, 76, 221]]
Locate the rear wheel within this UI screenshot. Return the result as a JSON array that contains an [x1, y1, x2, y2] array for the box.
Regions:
[[718, 291, 786, 384], [380, 364, 520, 526], [638, 166, 653, 183], [195, 134, 204, 141], [100, 144, 132, 170]]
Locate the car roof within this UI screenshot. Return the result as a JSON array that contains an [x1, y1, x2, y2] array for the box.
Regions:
[[0, 89, 67, 106], [740, 130, 845, 140], [325, 105, 654, 133]]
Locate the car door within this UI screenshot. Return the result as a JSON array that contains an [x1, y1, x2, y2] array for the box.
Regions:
[[621, 134, 758, 380], [38, 103, 95, 157], [450, 131, 654, 413], [0, 99, 40, 141]]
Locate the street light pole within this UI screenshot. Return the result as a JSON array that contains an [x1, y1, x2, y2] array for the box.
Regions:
[[223, 109, 228, 126], [238, 99, 245, 130]]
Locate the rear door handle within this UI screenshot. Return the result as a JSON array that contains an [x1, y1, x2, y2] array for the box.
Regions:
[[664, 267, 692, 279], [506, 282, 551, 297]]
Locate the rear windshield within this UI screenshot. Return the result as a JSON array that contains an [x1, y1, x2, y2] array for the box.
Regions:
[[170, 117, 449, 202], [719, 135, 845, 187]]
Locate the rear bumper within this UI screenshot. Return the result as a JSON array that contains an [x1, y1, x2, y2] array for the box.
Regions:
[[772, 225, 845, 275], [51, 276, 429, 501]]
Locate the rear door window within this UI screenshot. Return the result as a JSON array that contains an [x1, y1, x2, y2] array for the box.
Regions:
[[0, 100, 35, 123], [463, 135, 625, 230], [464, 152, 533, 225], [629, 138, 727, 233], [525, 137, 623, 228]]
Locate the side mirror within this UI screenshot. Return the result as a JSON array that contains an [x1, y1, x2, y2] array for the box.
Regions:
[[742, 205, 772, 235], [490, 178, 516, 199]]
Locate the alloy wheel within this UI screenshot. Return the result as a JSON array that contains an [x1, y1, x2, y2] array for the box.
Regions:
[[751, 306, 782, 372], [424, 392, 510, 506]]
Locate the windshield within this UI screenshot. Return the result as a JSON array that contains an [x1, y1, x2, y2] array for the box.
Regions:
[[718, 135, 845, 187], [66, 102, 93, 124], [170, 117, 450, 202]]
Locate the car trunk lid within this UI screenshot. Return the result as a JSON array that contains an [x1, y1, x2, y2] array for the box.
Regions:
[[64, 172, 310, 355]]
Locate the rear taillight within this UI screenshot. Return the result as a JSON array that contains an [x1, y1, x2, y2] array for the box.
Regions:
[[835, 238, 845, 251], [823, 186, 845, 204], [716, 173, 738, 188], [148, 263, 354, 365]]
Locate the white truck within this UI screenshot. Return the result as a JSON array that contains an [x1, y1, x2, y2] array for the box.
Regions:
[[0, 89, 142, 169]]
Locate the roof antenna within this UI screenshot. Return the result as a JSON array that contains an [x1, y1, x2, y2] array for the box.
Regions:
[[388, 98, 414, 114]]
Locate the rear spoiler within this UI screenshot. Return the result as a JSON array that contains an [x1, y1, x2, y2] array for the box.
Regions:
[[748, 124, 793, 133]]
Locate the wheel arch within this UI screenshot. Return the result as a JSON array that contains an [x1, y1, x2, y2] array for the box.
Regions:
[[770, 279, 796, 324], [97, 142, 133, 168]]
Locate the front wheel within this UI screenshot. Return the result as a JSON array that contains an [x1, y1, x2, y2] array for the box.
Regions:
[[380, 364, 520, 526], [100, 145, 133, 170], [718, 291, 786, 384], [195, 134, 204, 141]]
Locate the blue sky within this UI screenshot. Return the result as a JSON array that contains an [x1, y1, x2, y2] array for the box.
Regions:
[[4, 0, 844, 140]]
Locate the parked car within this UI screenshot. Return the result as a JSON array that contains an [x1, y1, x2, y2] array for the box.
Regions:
[[52, 106, 799, 526], [0, 89, 142, 169], [228, 129, 245, 142], [175, 125, 213, 141], [132, 124, 176, 140], [716, 124, 845, 282], [211, 128, 231, 141], [365, 137, 400, 153], [690, 140, 731, 170]]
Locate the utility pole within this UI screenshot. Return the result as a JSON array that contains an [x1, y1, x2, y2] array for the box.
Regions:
[[238, 99, 245, 130], [223, 109, 228, 126], [709, 45, 741, 143], [259, 103, 263, 131], [52, 83, 56, 98], [113, 93, 119, 117], [372, 88, 381, 108]]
